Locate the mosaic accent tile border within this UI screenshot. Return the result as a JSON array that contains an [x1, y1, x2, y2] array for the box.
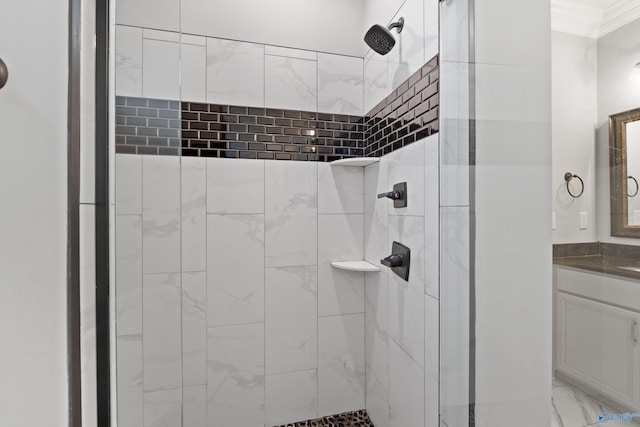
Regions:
[[181, 104, 365, 162], [273, 410, 374, 427], [365, 55, 439, 157], [115, 55, 439, 160], [115, 97, 181, 156]]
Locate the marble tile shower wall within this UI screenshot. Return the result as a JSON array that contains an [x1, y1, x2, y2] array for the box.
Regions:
[[115, 154, 369, 426], [359, 0, 440, 425], [115, 24, 440, 163], [363, 135, 440, 427], [114, 2, 440, 426], [115, 25, 365, 116]]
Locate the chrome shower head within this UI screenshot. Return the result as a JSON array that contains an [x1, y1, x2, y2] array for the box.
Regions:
[[364, 17, 404, 55]]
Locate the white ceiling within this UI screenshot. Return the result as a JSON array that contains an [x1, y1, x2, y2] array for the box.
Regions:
[[552, 0, 640, 38]]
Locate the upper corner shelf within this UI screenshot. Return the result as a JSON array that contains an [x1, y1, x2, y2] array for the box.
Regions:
[[330, 260, 380, 272], [330, 157, 380, 167]]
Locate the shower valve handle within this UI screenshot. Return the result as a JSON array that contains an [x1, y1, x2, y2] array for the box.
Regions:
[[381, 254, 404, 268], [378, 190, 402, 200], [377, 182, 407, 208], [380, 241, 411, 281]]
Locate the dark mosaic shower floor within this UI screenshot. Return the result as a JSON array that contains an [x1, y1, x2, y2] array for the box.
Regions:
[[274, 410, 374, 427]]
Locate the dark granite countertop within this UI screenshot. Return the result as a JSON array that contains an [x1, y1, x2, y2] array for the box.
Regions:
[[553, 254, 640, 281], [553, 242, 640, 280]]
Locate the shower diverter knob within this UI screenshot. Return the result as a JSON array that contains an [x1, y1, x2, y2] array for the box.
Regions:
[[381, 254, 404, 268], [381, 241, 411, 281]]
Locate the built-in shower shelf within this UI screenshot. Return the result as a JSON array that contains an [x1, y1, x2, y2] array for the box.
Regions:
[[330, 157, 380, 167], [330, 261, 380, 272]]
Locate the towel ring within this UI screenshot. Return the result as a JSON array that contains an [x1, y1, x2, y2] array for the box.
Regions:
[[0, 58, 7, 90], [629, 176, 639, 198], [564, 172, 584, 198]]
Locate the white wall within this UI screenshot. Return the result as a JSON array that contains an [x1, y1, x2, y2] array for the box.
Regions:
[[117, 0, 367, 58], [0, 0, 68, 426], [552, 31, 597, 243], [550, 19, 640, 245], [597, 18, 640, 244], [473, 0, 552, 426]]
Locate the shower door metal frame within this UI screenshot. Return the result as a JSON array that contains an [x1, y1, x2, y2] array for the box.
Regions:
[[95, 0, 111, 425], [68, 0, 82, 425]]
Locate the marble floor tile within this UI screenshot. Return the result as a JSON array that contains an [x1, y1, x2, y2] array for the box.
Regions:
[[551, 380, 629, 427], [553, 378, 566, 388]]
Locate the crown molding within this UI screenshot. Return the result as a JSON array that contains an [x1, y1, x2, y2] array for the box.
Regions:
[[551, 0, 604, 38], [600, 0, 640, 36], [551, 0, 640, 38]]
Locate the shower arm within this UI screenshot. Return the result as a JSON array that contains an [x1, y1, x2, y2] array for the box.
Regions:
[[387, 17, 405, 33]]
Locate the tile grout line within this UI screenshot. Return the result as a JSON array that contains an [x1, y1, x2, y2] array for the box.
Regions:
[[177, 7, 184, 420], [117, 23, 366, 60], [204, 36, 208, 104], [316, 161, 321, 419], [204, 157, 209, 425], [263, 43, 266, 112], [178, 149, 184, 422], [140, 28, 145, 100], [362, 162, 367, 416], [264, 157, 267, 422], [140, 155, 145, 424]]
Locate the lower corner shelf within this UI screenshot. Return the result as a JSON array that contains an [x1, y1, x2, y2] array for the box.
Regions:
[[330, 260, 380, 272], [329, 157, 380, 167]]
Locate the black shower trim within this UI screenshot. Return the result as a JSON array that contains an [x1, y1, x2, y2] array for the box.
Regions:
[[114, 54, 439, 161]]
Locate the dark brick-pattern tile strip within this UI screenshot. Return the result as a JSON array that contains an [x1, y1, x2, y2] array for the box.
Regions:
[[364, 54, 439, 157], [115, 54, 439, 161], [180, 103, 365, 162], [115, 97, 181, 155]]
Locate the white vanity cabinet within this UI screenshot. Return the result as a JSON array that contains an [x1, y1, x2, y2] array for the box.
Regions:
[[555, 266, 640, 410]]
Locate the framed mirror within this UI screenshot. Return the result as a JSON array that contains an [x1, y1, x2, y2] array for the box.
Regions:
[[609, 107, 640, 237]]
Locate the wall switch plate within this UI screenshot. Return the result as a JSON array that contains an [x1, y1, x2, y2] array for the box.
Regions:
[[552, 212, 556, 230], [579, 212, 588, 230]]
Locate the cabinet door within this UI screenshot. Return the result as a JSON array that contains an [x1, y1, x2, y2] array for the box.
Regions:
[[556, 292, 640, 409]]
